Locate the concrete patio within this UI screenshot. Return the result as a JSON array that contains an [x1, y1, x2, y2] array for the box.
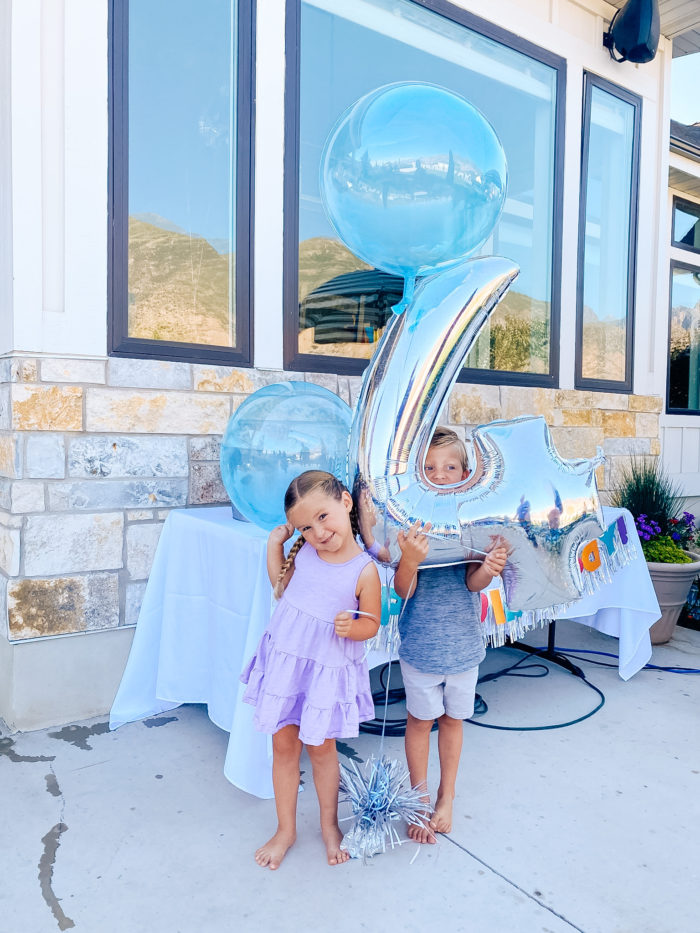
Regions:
[[2, 619, 700, 933]]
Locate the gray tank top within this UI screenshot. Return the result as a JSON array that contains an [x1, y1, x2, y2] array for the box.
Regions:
[[398, 564, 486, 674]]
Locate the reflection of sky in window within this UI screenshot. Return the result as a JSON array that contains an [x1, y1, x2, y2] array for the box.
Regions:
[[129, 0, 236, 251], [582, 88, 634, 324], [300, 0, 556, 302], [674, 205, 700, 244], [673, 272, 700, 312]]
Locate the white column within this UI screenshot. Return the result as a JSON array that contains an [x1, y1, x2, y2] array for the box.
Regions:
[[253, 0, 286, 370], [640, 35, 674, 399], [55, 0, 108, 356], [40, 0, 65, 318], [557, 61, 583, 390], [0, 0, 14, 355], [11, 0, 108, 358], [11, 0, 43, 352]]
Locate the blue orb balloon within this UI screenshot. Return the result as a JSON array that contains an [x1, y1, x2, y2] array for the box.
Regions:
[[220, 382, 353, 530], [320, 82, 507, 285]]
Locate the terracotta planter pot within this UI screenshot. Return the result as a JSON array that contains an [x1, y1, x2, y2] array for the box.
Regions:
[[647, 552, 700, 644]]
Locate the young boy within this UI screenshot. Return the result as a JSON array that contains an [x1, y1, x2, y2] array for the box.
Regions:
[[393, 426, 507, 843]]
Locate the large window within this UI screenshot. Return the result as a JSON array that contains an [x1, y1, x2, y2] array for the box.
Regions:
[[109, 0, 254, 365], [575, 74, 640, 392], [668, 199, 700, 414], [284, 0, 565, 385], [668, 262, 700, 414]]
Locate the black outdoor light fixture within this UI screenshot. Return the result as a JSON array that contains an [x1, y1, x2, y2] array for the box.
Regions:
[[603, 0, 660, 63]]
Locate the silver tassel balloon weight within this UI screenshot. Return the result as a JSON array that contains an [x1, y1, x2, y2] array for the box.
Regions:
[[339, 755, 433, 859]]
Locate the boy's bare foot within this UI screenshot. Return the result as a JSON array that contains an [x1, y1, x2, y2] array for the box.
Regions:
[[407, 803, 437, 844], [322, 823, 350, 865], [254, 829, 296, 869], [429, 793, 454, 834]]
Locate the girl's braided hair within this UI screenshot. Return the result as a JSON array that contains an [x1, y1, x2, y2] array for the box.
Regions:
[[272, 470, 359, 599]]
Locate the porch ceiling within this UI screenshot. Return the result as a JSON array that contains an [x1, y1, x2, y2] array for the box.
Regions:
[[607, 0, 700, 56], [669, 164, 700, 198]]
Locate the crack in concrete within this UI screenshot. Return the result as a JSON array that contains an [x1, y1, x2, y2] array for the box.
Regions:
[[442, 833, 587, 933], [0, 736, 55, 763], [47, 721, 110, 751], [39, 823, 75, 931], [143, 715, 178, 728], [39, 768, 75, 930]]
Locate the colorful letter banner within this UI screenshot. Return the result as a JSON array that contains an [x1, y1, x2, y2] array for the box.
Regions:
[[480, 515, 636, 647]]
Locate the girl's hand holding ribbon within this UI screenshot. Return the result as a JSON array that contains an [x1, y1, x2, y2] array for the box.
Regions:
[[269, 521, 295, 546], [334, 611, 354, 638], [334, 609, 378, 639]]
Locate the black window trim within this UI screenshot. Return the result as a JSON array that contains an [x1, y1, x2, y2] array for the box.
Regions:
[[108, 0, 256, 367], [574, 71, 641, 394], [671, 195, 700, 256], [666, 258, 700, 416], [283, 0, 566, 388]]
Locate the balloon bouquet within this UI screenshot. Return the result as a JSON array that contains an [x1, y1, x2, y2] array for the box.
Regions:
[[220, 82, 635, 857]]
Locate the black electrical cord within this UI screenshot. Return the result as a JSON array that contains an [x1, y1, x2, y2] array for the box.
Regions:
[[465, 640, 700, 731], [545, 646, 700, 675], [359, 614, 699, 737], [359, 650, 607, 735], [467, 650, 606, 731]]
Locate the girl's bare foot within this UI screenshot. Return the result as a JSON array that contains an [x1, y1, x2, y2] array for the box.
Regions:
[[254, 829, 296, 869], [429, 793, 454, 834], [322, 823, 350, 865]]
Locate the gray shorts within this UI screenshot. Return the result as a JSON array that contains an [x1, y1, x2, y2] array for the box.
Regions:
[[399, 658, 479, 721]]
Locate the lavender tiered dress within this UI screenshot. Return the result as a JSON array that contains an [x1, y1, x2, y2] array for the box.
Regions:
[[240, 543, 376, 746]]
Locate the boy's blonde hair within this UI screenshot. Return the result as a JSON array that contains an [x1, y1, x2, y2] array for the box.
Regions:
[[429, 426, 469, 473], [273, 470, 358, 599]]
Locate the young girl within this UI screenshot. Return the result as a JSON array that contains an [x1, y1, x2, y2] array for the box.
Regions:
[[240, 470, 381, 870]]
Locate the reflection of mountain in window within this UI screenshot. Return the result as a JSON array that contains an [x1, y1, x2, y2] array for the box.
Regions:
[[126, 0, 237, 350], [128, 217, 235, 347]]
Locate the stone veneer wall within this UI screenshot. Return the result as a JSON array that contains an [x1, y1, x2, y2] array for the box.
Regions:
[[0, 355, 662, 642], [449, 384, 663, 492]]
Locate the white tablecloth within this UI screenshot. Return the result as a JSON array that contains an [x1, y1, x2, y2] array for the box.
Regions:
[[110, 508, 275, 797], [110, 505, 658, 798], [555, 507, 658, 679]]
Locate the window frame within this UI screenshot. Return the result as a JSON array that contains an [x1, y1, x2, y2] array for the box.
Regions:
[[108, 0, 256, 366], [671, 196, 700, 256], [574, 72, 641, 394], [666, 258, 700, 416], [282, 0, 566, 387]]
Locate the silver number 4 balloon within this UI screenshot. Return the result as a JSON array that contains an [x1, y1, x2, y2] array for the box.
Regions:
[[348, 255, 605, 613]]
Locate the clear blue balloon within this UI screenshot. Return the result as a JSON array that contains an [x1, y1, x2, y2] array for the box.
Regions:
[[320, 82, 507, 286], [220, 382, 352, 530]]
